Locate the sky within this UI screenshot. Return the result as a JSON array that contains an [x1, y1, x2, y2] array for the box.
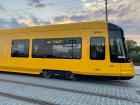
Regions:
[[0, 0, 139, 44]]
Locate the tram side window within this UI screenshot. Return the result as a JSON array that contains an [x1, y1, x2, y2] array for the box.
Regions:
[[32, 38, 82, 59], [11, 39, 29, 57], [90, 37, 105, 60]]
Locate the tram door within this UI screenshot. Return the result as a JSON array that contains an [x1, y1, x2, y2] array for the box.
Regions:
[[90, 35, 120, 76]]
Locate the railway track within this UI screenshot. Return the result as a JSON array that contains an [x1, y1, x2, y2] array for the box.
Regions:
[[78, 79, 137, 88], [0, 91, 57, 105], [0, 78, 139, 104]]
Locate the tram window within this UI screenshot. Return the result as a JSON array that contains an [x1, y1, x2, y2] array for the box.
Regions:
[[109, 29, 128, 63], [90, 37, 105, 60], [11, 39, 29, 57], [32, 38, 82, 59]]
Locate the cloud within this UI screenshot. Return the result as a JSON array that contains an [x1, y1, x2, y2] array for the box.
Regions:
[[0, 14, 51, 29], [53, 14, 86, 23], [70, 15, 89, 22], [27, 0, 45, 8], [54, 15, 69, 22], [0, 4, 5, 11], [29, 14, 51, 26], [17, 14, 51, 26], [0, 18, 27, 29]]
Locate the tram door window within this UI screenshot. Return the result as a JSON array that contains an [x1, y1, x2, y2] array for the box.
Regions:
[[90, 37, 105, 60]]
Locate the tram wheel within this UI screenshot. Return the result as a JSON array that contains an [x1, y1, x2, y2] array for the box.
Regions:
[[42, 71, 51, 78]]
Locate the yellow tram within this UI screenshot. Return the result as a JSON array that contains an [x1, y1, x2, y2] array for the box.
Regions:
[[0, 21, 135, 80]]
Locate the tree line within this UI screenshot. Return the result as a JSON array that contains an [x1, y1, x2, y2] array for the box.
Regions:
[[126, 40, 140, 66]]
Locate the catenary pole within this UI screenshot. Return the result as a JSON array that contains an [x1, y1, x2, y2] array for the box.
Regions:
[[105, 0, 108, 22]]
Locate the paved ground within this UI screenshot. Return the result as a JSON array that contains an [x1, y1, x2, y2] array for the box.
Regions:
[[0, 67, 139, 105], [135, 66, 140, 74]]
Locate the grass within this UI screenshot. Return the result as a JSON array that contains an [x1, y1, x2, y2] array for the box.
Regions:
[[134, 63, 140, 66]]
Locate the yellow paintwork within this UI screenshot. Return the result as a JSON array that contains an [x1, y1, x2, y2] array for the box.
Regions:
[[0, 21, 135, 77]]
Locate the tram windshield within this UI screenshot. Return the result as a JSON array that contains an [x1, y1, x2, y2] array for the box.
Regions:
[[109, 29, 129, 63]]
